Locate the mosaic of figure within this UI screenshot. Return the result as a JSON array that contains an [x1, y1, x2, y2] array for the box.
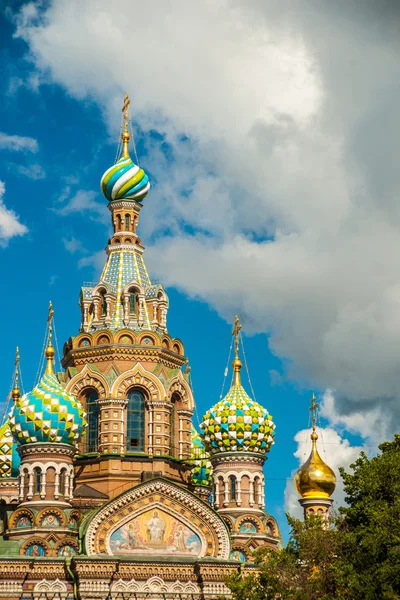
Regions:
[[239, 521, 257, 533], [230, 549, 245, 562], [57, 545, 76, 557], [16, 516, 32, 528], [41, 514, 60, 527], [25, 544, 45, 557], [109, 509, 201, 556]]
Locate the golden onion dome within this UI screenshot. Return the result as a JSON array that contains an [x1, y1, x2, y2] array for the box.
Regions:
[[295, 431, 336, 499]]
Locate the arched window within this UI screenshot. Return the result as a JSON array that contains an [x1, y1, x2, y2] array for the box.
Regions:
[[126, 389, 145, 452], [85, 390, 99, 453], [101, 294, 107, 317], [230, 476, 237, 501], [129, 292, 136, 315], [34, 468, 41, 494], [125, 214, 130, 231], [59, 469, 66, 496]]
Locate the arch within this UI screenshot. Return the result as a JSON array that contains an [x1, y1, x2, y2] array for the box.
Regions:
[[93, 330, 112, 345], [167, 373, 194, 411], [34, 578, 68, 593], [171, 338, 184, 355], [66, 364, 108, 398], [162, 337, 170, 349], [235, 514, 264, 533], [126, 388, 146, 452], [8, 508, 35, 529], [84, 479, 230, 559], [117, 333, 134, 344], [139, 333, 156, 346], [111, 364, 166, 401], [53, 538, 79, 557], [20, 537, 50, 557], [36, 506, 67, 528], [229, 475, 237, 501]]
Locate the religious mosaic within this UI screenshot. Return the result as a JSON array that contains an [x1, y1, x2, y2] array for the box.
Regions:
[[109, 508, 202, 556]]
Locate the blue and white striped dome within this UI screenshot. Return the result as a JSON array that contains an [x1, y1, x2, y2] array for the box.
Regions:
[[101, 156, 150, 202]]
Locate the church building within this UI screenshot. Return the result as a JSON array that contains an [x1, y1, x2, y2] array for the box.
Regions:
[[0, 95, 335, 600]]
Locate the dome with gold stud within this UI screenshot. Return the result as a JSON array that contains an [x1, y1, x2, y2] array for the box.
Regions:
[[9, 305, 86, 446], [295, 395, 336, 499], [100, 93, 150, 203], [200, 317, 275, 455]]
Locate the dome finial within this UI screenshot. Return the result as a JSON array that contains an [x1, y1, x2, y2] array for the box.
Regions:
[[45, 301, 55, 375], [121, 92, 131, 159], [295, 393, 336, 499], [232, 315, 242, 386], [11, 346, 20, 402]]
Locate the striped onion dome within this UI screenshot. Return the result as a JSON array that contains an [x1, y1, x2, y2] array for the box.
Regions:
[[9, 372, 86, 446], [0, 420, 20, 477], [101, 155, 150, 202]]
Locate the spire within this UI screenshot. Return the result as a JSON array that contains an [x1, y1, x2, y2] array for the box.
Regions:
[[295, 393, 336, 500], [11, 347, 20, 402], [45, 301, 56, 375], [232, 315, 242, 386], [121, 92, 131, 159]]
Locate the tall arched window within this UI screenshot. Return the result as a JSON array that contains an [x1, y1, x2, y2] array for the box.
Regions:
[[85, 390, 99, 453], [129, 292, 136, 315], [34, 467, 41, 494], [101, 294, 107, 316], [126, 389, 145, 452], [230, 475, 237, 501], [125, 214, 130, 231]]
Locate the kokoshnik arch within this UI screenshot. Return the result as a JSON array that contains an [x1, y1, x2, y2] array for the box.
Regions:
[[0, 95, 336, 600]]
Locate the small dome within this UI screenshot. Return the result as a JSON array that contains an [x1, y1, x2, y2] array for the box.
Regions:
[[101, 156, 150, 203], [200, 358, 275, 454], [295, 432, 336, 499], [9, 373, 86, 446], [190, 426, 212, 487], [0, 420, 20, 477]]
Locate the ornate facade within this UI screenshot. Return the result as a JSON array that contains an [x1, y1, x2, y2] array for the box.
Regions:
[[0, 95, 335, 599]]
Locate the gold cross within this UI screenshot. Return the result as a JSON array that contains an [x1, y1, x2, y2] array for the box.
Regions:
[[47, 300, 54, 343], [310, 393, 318, 431], [14, 346, 19, 386], [232, 315, 242, 357], [122, 92, 130, 120]]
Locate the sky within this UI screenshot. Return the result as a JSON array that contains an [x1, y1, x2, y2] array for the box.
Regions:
[[1, 0, 399, 540]]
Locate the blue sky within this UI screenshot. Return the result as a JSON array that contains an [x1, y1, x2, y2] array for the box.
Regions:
[[1, 1, 399, 540]]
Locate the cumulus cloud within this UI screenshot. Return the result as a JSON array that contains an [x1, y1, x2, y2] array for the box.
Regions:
[[0, 181, 28, 246], [13, 0, 400, 435], [0, 132, 38, 153]]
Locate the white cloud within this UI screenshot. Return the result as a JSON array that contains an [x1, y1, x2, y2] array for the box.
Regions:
[[63, 236, 84, 254], [13, 0, 400, 433], [0, 181, 28, 246], [54, 189, 108, 223], [0, 132, 38, 153], [16, 163, 46, 179], [284, 426, 365, 518]]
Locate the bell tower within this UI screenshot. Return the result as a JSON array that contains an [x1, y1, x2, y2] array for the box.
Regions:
[[61, 94, 194, 501]]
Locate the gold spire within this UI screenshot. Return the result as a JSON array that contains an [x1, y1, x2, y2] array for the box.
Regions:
[[121, 92, 131, 159], [232, 315, 242, 386], [11, 347, 21, 402], [44, 301, 55, 375], [295, 393, 336, 499]]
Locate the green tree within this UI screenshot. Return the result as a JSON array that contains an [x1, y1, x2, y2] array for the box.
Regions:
[[227, 434, 400, 600]]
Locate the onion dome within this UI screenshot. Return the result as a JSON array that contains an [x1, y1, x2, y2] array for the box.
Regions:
[[0, 420, 20, 477], [201, 317, 275, 455], [295, 430, 336, 499], [190, 425, 212, 487], [295, 394, 336, 499], [9, 322, 86, 446], [100, 93, 150, 203]]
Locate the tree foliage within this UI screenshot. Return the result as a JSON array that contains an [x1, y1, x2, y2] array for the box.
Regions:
[[227, 434, 400, 600]]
